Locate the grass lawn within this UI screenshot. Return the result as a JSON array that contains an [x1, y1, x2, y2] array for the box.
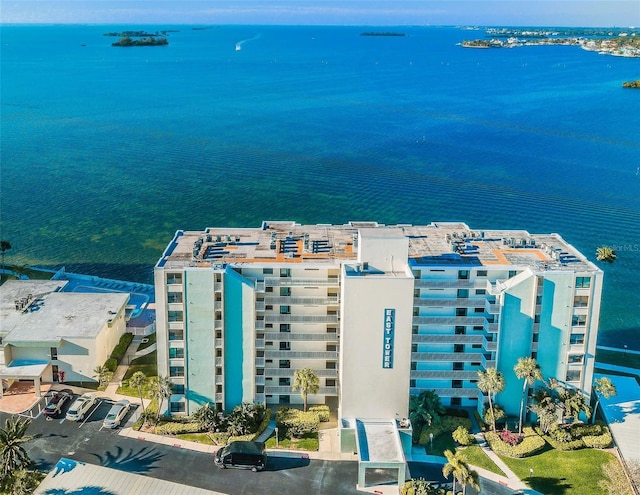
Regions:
[[137, 332, 156, 352], [459, 444, 506, 477], [176, 432, 221, 446], [498, 447, 616, 495], [265, 433, 319, 451]]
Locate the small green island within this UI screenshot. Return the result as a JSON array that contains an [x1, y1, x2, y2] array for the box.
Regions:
[[622, 80, 640, 88], [112, 36, 169, 47]]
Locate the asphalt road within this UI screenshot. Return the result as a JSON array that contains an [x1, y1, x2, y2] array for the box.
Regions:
[[6, 395, 511, 495]]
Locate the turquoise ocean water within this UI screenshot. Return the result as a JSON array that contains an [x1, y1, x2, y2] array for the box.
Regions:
[[1, 25, 639, 348]]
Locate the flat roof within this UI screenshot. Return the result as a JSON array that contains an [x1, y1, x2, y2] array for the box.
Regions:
[[156, 221, 598, 273], [34, 458, 227, 495], [595, 374, 640, 463], [0, 280, 68, 337], [2, 288, 129, 343], [355, 418, 404, 464]]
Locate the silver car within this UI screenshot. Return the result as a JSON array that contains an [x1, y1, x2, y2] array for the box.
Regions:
[[65, 393, 97, 421], [102, 399, 130, 428]]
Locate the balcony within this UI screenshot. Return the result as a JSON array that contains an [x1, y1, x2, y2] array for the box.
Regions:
[[482, 355, 496, 368], [264, 386, 338, 395], [215, 357, 223, 366], [413, 298, 490, 308], [264, 368, 338, 378], [255, 320, 265, 330], [256, 339, 265, 349], [255, 301, 265, 312], [410, 370, 479, 380], [486, 279, 507, 296], [264, 277, 339, 287], [214, 320, 223, 331], [412, 316, 487, 326], [215, 338, 223, 348], [412, 352, 484, 362], [215, 375, 223, 385], [215, 393, 223, 403], [264, 296, 340, 306], [264, 350, 338, 360], [483, 337, 497, 352], [414, 279, 481, 289], [264, 332, 338, 342], [256, 376, 265, 386], [255, 357, 265, 367], [411, 387, 479, 398], [214, 300, 223, 311], [412, 334, 484, 344], [264, 314, 339, 324], [255, 281, 265, 292]]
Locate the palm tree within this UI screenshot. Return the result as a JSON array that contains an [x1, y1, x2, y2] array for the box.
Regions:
[[92, 365, 112, 387], [514, 357, 543, 434], [593, 377, 617, 424], [292, 368, 319, 412], [0, 417, 32, 482], [458, 467, 480, 495], [149, 375, 173, 423], [596, 246, 617, 263], [442, 449, 470, 495], [530, 385, 559, 434], [477, 367, 505, 431], [129, 371, 148, 415], [0, 241, 11, 269], [558, 387, 591, 424]]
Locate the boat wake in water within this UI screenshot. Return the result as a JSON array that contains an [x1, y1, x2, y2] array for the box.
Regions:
[[235, 33, 261, 51]]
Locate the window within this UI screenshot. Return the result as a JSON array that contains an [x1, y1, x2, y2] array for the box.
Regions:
[[168, 311, 183, 322], [263, 268, 273, 275], [265, 287, 273, 293], [280, 287, 291, 296], [473, 325, 483, 331], [280, 268, 290, 277], [414, 289, 420, 298], [456, 308, 467, 316], [280, 306, 291, 315], [50, 347, 58, 360], [411, 362, 417, 371], [280, 342, 291, 351], [451, 398, 462, 406], [326, 344, 337, 351], [326, 361, 336, 369], [477, 270, 487, 277], [173, 384, 185, 395], [534, 314, 540, 323], [169, 348, 185, 359], [410, 380, 416, 388], [570, 334, 585, 345], [475, 289, 486, 295], [265, 305, 273, 311], [536, 295, 543, 305], [508, 270, 517, 278], [326, 379, 336, 387], [568, 354, 584, 364], [166, 273, 183, 285], [279, 377, 291, 386], [472, 344, 482, 349], [532, 333, 539, 343], [566, 370, 581, 382], [412, 326, 418, 334], [279, 360, 290, 369], [454, 344, 464, 353], [170, 402, 186, 413], [411, 344, 418, 353], [572, 315, 587, 326], [169, 366, 185, 377], [167, 292, 183, 303], [413, 307, 419, 317], [474, 307, 484, 314], [458, 270, 469, 280], [280, 324, 290, 333], [575, 277, 591, 288], [457, 289, 469, 298], [573, 296, 589, 307], [453, 362, 464, 370], [455, 326, 465, 335]]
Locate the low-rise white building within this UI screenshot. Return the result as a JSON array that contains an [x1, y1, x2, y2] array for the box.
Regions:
[[0, 280, 129, 395]]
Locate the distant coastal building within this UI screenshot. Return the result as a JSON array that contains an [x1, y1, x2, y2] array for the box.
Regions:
[[154, 221, 603, 429], [0, 279, 129, 395]]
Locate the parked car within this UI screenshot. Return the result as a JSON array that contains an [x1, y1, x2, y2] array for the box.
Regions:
[[43, 389, 73, 417], [65, 393, 97, 421], [102, 399, 130, 428], [214, 441, 267, 472]]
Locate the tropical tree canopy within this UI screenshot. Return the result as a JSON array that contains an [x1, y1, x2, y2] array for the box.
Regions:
[[149, 375, 173, 422], [409, 390, 445, 440], [0, 240, 11, 268], [400, 477, 436, 495], [477, 367, 505, 431], [442, 449, 472, 495], [292, 368, 320, 412], [0, 417, 33, 483], [514, 357, 543, 433], [129, 371, 148, 415], [596, 246, 617, 263], [593, 377, 617, 424]]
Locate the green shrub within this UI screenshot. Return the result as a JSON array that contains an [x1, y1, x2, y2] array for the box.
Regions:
[[309, 405, 330, 422], [535, 426, 586, 451], [452, 426, 474, 446], [582, 432, 612, 449], [485, 427, 545, 458], [419, 416, 472, 445], [277, 407, 319, 438], [156, 421, 202, 435], [295, 435, 319, 451], [110, 332, 134, 361], [133, 399, 158, 431], [571, 423, 604, 438], [104, 358, 118, 373]]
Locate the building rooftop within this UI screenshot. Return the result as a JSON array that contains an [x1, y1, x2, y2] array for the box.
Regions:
[[0, 281, 129, 343], [157, 221, 598, 273]]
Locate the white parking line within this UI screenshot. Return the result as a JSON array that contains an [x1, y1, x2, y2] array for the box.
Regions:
[[78, 400, 101, 428]]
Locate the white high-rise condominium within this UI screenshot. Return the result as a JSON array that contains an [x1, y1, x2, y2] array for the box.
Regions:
[[154, 221, 602, 426]]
